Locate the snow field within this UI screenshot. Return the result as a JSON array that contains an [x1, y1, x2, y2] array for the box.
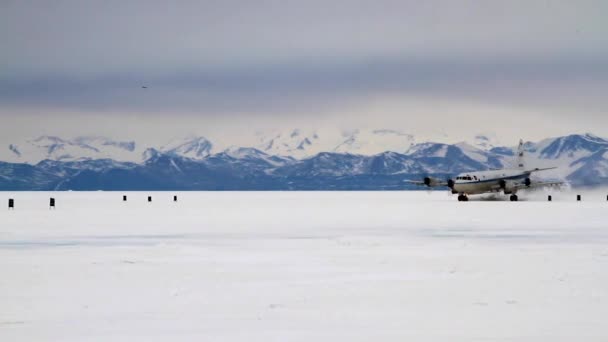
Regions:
[[1, 191, 608, 341]]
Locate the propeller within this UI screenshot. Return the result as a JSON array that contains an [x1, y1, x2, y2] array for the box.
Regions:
[[424, 177, 432, 186], [422, 176, 455, 193], [499, 179, 507, 189], [447, 178, 455, 189]]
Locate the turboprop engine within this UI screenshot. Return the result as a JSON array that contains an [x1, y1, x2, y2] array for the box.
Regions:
[[424, 177, 439, 187], [423, 177, 455, 192], [447, 178, 456, 193], [499, 179, 518, 194]]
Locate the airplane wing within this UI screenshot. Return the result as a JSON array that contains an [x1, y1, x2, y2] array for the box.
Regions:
[[525, 167, 558, 173], [404, 180, 428, 186], [404, 180, 449, 187], [404, 177, 451, 187], [513, 180, 564, 192]]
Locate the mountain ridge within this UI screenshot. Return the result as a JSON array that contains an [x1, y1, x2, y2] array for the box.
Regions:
[[0, 132, 605, 190]]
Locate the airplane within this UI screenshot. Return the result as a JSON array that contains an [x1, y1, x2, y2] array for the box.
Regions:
[[406, 139, 563, 201]]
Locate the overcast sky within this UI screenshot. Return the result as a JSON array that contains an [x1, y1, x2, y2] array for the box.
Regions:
[[1, 0, 607, 144]]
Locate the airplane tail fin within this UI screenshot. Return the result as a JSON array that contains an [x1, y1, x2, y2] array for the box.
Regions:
[[516, 139, 525, 169]]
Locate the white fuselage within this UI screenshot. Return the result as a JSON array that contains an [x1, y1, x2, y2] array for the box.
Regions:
[[452, 169, 529, 195]]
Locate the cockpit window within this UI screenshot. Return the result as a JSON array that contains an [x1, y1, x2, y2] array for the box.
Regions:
[[457, 176, 473, 181]]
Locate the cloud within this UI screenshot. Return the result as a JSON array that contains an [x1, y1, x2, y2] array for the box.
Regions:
[[1, 0, 607, 142], [2, 0, 607, 77], [1, 56, 607, 115]]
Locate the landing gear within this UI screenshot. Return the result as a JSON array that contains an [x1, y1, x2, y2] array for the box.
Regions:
[[510, 194, 518, 202], [457, 194, 469, 202]]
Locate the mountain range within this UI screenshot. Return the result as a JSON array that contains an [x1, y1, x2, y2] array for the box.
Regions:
[[1, 131, 607, 190]]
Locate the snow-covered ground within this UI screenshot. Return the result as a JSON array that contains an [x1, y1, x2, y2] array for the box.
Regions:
[[1, 191, 608, 341]]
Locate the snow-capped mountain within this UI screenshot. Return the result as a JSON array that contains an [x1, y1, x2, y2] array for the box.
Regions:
[[333, 129, 415, 155], [568, 148, 608, 186], [277, 152, 369, 177], [454, 142, 507, 169], [536, 133, 608, 160], [254, 129, 326, 158], [367, 152, 423, 175], [509, 134, 608, 180], [160, 136, 214, 160], [2, 132, 608, 190], [253, 128, 417, 158], [405, 142, 490, 173], [1, 136, 144, 164], [221, 147, 294, 167]]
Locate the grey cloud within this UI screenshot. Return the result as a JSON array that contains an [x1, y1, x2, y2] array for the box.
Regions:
[[1, 0, 607, 78], [1, 56, 607, 115], [1, 0, 608, 140]]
